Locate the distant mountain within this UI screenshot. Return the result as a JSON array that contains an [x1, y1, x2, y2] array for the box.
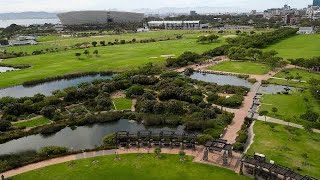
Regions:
[[0, 12, 57, 20], [134, 6, 250, 15]]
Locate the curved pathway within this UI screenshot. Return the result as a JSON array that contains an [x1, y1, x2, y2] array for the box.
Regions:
[[1, 146, 244, 178], [1, 147, 203, 178]]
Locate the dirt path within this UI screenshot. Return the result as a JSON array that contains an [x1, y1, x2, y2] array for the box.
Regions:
[[1, 146, 240, 178]]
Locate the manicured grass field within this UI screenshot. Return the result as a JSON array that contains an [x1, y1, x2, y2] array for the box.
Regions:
[[113, 98, 132, 110], [13, 116, 51, 128], [0, 35, 224, 88], [274, 68, 320, 81], [247, 121, 320, 178], [265, 34, 320, 59], [208, 61, 271, 75], [259, 90, 320, 125], [4, 30, 210, 54], [268, 68, 320, 88], [12, 154, 248, 180]]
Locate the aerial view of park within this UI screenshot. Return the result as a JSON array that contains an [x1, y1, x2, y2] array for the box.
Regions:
[[0, 1, 319, 180]]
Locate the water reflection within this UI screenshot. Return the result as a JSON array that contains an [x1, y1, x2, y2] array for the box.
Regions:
[[0, 119, 185, 155], [190, 72, 252, 88], [0, 75, 113, 98]]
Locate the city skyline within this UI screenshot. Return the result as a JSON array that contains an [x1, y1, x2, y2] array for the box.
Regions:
[[0, 0, 314, 13]]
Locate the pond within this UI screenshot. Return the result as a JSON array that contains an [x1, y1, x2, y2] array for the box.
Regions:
[[189, 72, 252, 88], [258, 85, 296, 94], [0, 74, 113, 98], [0, 66, 18, 73], [0, 119, 186, 155]]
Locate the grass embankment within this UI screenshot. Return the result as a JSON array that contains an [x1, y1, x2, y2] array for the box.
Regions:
[[259, 90, 320, 125], [13, 154, 248, 180], [265, 34, 320, 59], [208, 61, 271, 75], [113, 98, 132, 110], [268, 69, 320, 88], [248, 121, 320, 178], [0, 35, 224, 88], [13, 116, 51, 128]]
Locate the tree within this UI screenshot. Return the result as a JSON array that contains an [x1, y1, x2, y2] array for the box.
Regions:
[[179, 150, 186, 161], [259, 110, 269, 122], [207, 34, 219, 43], [0, 120, 11, 132], [154, 147, 161, 158], [40, 105, 56, 119], [83, 50, 90, 57], [126, 85, 144, 98], [91, 41, 97, 47], [272, 107, 278, 114], [93, 50, 99, 57], [100, 41, 106, 46], [75, 52, 81, 59]]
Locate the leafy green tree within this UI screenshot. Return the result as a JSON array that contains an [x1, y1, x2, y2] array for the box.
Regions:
[[0, 120, 11, 131], [93, 50, 99, 57], [75, 52, 81, 59], [154, 147, 161, 158], [91, 41, 98, 47], [272, 107, 278, 114], [259, 110, 269, 122], [83, 50, 90, 57], [100, 41, 106, 46]]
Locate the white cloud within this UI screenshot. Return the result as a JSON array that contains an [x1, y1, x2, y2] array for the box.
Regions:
[[0, 0, 312, 12]]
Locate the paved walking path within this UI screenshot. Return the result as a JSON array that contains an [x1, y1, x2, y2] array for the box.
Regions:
[[222, 82, 261, 144], [1, 146, 242, 178], [257, 116, 320, 133]]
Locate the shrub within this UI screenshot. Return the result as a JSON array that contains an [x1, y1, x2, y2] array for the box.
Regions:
[[0, 120, 11, 131], [197, 134, 213, 145], [102, 133, 116, 146], [38, 146, 68, 157], [126, 85, 144, 98]]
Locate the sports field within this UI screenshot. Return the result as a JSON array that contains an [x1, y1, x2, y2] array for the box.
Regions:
[[248, 121, 320, 178], [0, 33, 224, 88], [265, 34, 320, 59], [208, 61, 271, 75], [12, 154, 248, 180]]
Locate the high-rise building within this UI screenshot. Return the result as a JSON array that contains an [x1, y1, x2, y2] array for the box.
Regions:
[[314, 0, 320, 6]]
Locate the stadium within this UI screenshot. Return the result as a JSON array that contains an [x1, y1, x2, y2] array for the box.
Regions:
[[57, 11, 144, 25]]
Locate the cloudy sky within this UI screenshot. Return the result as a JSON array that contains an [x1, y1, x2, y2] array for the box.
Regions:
[[0, 0, 313, 13]]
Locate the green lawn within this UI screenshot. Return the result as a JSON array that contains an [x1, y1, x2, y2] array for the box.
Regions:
[[265, 34, 320, 59], [275, 69, 320, 81], [268, 69, 320, 88], [259, 90, 320, 125], [4, 30, 211, 54], [13, 116, 51, 128], [13, 154, 248, 180], [113, 98, 132, 110], [208, 61, 271, 75], [0, 35, 224, 88], [248, 121, 320, 178]]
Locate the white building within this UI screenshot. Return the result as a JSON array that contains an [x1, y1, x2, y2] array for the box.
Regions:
[[148, 21, 201, 30], [297, 27, 315, 34]]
